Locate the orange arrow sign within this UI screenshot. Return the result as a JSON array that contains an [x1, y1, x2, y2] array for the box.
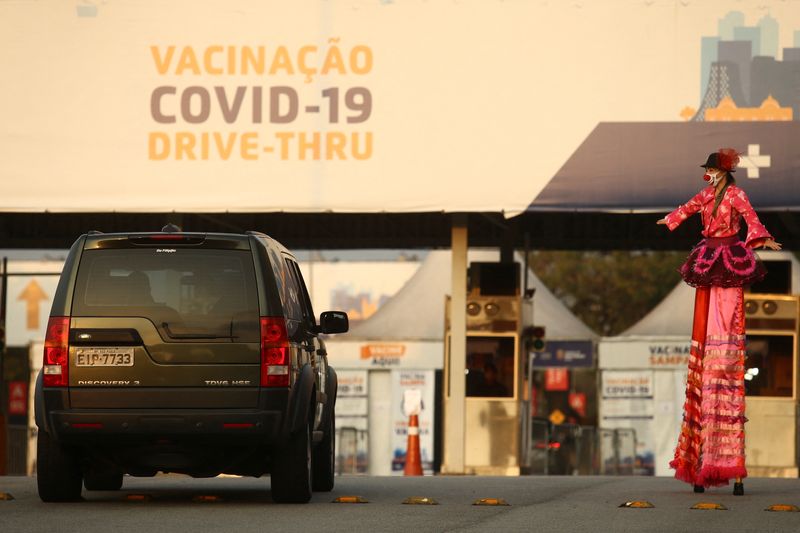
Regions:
[[17, 279, 49, 330]]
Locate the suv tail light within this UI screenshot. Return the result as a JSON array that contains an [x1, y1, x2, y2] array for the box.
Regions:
[[43, 316, 70, 387], [260, 317, 290, 387]]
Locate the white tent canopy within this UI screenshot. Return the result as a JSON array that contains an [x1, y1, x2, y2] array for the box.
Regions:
[[348, 250, 597, 341], [621, 282, 697, 338]]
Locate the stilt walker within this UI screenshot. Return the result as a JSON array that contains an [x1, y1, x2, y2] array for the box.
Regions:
[[657, 148, 782, 495]]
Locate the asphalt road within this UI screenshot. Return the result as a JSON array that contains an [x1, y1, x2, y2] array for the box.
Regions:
[[2, 474, 800, 532]]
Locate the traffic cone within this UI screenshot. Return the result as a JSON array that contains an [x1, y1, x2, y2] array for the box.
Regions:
[[404, 414, 423, 476]]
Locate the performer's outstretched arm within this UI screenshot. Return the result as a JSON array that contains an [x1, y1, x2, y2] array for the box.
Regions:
[[657, 190, 705, 230], [731, 188, 781, 250]]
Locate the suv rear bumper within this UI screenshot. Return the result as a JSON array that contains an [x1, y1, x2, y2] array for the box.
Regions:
[[38, 386, 291, 446], [48, 409, 284, 444]]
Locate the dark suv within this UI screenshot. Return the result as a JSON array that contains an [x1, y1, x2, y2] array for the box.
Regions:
[[34, 228, 347, 503]]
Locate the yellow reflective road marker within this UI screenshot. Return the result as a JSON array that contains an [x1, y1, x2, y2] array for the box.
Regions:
[[124, 494, 152, 502], [0, 492, 14, 501], [691, 502, 727, 510], [619, 501, 654, 508], [193, 495, 222, 503], [332, 495, 369, 504], [473, 498, 510, 506], [766, 504, 800, 512], [402, 496, 439, 505]]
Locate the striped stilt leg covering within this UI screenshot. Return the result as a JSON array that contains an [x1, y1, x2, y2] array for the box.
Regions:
[[696, 286, 747, 486], [670, 286, 709, 485]]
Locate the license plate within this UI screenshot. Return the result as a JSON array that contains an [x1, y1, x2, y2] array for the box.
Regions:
[[75, 347, 135, 367]]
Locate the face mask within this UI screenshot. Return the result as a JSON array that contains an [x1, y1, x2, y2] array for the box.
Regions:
[[703, 170, 723, 186]]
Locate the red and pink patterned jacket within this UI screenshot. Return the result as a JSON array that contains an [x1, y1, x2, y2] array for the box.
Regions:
[[665, 184, 772, 248]]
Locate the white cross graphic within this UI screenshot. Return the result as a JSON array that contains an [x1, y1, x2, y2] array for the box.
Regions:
[[738, 144, 770, 179]]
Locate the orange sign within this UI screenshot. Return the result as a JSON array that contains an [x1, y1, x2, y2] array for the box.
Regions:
[[17, 280, 48, 330], [549, 409, 565, 425], [360, 344, 406, 360]]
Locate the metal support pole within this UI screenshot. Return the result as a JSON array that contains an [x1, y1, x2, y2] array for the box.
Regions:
[[544, 423, 550, 476], [1, 256, 6, 385], [443, 215, 467, 474], [0, 257, 6, 476]]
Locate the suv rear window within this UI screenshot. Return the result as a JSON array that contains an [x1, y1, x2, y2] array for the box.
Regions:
[[72, 249, 259, 342]]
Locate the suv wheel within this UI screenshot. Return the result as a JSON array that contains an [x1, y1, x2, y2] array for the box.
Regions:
[[84, 469, 124, 491], [37, 430, 83, 502], [271, 421, 313, 503], [312, 409, 335, 492]]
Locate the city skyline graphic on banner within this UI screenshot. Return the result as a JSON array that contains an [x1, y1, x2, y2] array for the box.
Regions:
[[683, 11, 800, 122]]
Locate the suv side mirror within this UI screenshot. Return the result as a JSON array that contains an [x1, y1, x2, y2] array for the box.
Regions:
[[318, 311, 349, 335]]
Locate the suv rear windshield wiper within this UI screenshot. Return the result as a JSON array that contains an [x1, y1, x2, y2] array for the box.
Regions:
[[161, 322, 238, 340]]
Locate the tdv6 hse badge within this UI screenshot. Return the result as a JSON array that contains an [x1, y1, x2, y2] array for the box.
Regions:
[[204, 380, 252, 386]]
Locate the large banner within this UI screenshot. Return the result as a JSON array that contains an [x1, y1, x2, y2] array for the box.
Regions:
[[2, 1, 799, 213]]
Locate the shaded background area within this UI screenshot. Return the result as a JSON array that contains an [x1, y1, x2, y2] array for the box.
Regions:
[[2, 209, 799, 251]]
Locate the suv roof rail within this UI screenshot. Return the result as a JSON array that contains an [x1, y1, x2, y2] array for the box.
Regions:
[[87, 230, 103, 235], [161, 223, 182, 233], [246, 231, 268, 237]]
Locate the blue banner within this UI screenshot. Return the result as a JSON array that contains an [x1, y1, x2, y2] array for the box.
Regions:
[[530, 340, 594, 368]]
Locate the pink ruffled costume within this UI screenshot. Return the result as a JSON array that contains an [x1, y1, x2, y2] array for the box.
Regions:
[[664, 184, 772, 488]]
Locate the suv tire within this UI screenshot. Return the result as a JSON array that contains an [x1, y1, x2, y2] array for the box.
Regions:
[[271, 421, 313, 503], [312, 409, 335, 492], [37, 430, 83, 502], [84, 470, 124, 491]]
